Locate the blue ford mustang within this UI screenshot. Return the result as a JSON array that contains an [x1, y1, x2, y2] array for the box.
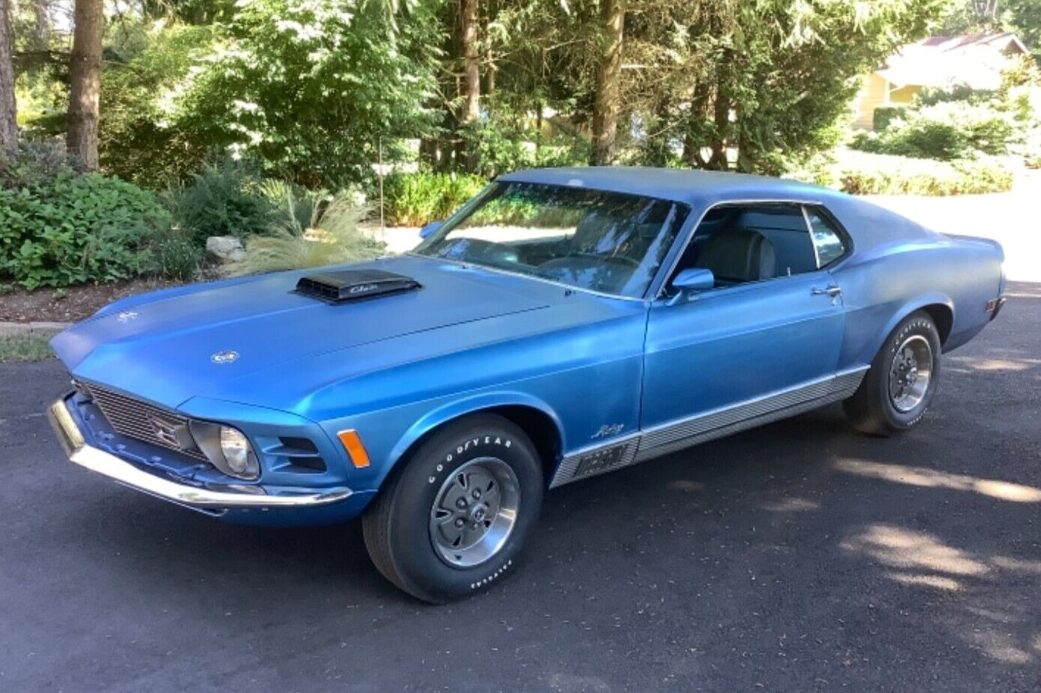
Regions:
[[48, 167, 1005, 602]]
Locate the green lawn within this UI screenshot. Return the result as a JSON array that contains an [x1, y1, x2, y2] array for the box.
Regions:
[[0, 334, 56, 363]]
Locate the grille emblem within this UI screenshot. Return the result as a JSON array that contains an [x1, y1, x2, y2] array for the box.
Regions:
[[211, 350, 239, 365], [150, 416, 184, 449]]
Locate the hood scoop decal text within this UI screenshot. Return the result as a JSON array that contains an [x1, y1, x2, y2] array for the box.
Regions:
[[294, 269, 421, 304]]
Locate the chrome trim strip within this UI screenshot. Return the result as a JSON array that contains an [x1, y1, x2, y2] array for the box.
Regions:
[[653, 197, 826, 299], [549, 366, 868, 488], [48, 398, 351, 510], [640, 366, 867, 448], [801, 205, 823, 269], [634, 367, 866, 462]]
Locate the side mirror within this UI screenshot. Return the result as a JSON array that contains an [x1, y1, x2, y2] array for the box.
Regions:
[[672, 268, 715, 293], [419, 221, 443, 239]]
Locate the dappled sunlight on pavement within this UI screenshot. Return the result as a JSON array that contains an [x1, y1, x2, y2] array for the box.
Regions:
[[842, 523, 1041, 665], [834, 459, 1041, 503], [841, 524, 988, 579]]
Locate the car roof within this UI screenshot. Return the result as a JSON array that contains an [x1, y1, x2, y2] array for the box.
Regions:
[[497, 166, 835, 208]]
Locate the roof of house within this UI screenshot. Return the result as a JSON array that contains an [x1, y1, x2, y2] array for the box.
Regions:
[[877, 32, 1028, 91]]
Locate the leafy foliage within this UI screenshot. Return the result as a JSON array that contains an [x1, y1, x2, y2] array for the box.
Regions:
[[163, 157, 276, 243], [98, 23, 216, 186], [381, 172, 487, 226], [175, 0, 442, 187], [0, 163, 172, 289], [617, 0, 946, 172], [851, 73, 1039, 162], [823, 150, 1015, 196]]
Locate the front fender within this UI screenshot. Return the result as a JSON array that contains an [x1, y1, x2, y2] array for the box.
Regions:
[[384, 391, 565, 484]]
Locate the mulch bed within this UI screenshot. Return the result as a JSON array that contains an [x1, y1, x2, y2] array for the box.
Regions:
[[0, 278, 188, 323]]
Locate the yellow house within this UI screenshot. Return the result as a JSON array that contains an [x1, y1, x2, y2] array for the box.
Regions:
[[852, 33, 1029, 129]]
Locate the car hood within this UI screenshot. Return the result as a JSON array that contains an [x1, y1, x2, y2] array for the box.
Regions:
[[52, 256, 554, 409]]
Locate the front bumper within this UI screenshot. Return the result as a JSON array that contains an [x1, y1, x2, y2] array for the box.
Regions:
[[47, 396, 353, 512]]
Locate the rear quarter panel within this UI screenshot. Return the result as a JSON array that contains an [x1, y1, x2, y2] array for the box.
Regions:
[[828, 196, 1004, 367]]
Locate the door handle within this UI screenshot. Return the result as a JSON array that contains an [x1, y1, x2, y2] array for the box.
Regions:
[[812, 285, 842, 297]]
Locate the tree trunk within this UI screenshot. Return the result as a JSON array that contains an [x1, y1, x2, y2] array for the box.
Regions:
[[33, 0, 49, 46], [590, 0, 625, 166], [459, 0, 480, 169], [66, 0, 103, 169], [0, 0, 17, 156], [484, 41, 495, 109]]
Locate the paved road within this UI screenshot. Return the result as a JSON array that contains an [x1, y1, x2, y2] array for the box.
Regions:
[[2, 285, 1040, 692]]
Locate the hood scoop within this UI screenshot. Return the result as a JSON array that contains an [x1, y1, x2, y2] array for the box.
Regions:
[[295, 269, 421, 303]]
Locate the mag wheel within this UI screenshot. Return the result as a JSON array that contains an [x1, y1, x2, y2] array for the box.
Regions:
[[362, 414, 543, 603], [428, 457, 520, 568], [844, 310, 942, 436]]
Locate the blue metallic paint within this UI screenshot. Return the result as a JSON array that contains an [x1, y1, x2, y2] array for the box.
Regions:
[[49, 168, 1005, 525]]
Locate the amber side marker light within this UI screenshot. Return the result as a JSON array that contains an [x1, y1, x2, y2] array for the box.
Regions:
[[337, 429, 371, 468]]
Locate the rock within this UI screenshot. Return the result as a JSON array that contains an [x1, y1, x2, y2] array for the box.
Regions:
[[206, 236, 246, 262]]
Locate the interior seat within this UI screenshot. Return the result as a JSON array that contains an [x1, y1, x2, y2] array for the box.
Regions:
[[693, 229, 776, 285]]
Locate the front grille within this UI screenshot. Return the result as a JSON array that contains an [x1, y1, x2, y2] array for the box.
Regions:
[[80, 382, 208, 460]]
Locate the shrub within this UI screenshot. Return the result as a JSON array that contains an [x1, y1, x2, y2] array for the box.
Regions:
[[872, 107, 907, 132], [227, 186, 385, 276], [834, 151, 1014, 196], [381, 173, 486, 227], [99, 24, 216, 187], [0, 139, 85, 188], [853, 100, 1017, 161], [164, 157, 276, 243], [173, 0, 441, 188], [147, 229, 203, 281], [0, 169, 172, 289]]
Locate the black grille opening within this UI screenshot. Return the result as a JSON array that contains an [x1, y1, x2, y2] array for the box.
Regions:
[[295, 269, 420, 303], [277, 436, 326, 473], [288, 456, 327, 472]]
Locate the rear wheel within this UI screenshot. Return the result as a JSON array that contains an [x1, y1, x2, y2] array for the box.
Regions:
[[362, 414, 543, 603], [844, 311, 942, 436]]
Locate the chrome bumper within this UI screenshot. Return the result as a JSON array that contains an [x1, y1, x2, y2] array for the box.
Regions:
[[47, 397, 352, 510]]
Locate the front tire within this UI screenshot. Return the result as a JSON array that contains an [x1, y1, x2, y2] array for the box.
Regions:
[[844, 310, 942, 436], [362, 414, 544, 603]]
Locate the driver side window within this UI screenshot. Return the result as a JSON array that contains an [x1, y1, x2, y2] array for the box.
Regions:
[[671, 203, 843, 290]]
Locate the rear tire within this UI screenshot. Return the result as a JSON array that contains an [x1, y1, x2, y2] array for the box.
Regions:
[[362, 414, 543, 603], [844, 310, 942, 436]]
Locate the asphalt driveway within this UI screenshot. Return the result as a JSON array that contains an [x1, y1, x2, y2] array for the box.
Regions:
[[1, 284, 1039, 692]]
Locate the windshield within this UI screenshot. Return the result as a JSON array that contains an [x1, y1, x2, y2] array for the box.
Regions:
[[414, 182, 690, 298]]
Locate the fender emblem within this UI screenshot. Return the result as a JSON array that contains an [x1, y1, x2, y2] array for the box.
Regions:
[[593, 423, 625, 439], [211, 350, 239, 365], [116, 311, 138, 323]]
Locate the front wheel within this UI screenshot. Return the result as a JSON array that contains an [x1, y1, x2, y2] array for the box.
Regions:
[[844, 310, 942, 436], [362, 414, 544, 603]]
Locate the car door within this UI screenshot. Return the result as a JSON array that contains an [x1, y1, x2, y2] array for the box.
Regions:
[[639, 202, 849, 456]]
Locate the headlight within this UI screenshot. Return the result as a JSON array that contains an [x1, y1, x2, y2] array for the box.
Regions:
[[219, 426, 259, 479]]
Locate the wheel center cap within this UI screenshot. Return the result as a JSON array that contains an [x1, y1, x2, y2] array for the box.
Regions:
[[471, 505, 487, 523]]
